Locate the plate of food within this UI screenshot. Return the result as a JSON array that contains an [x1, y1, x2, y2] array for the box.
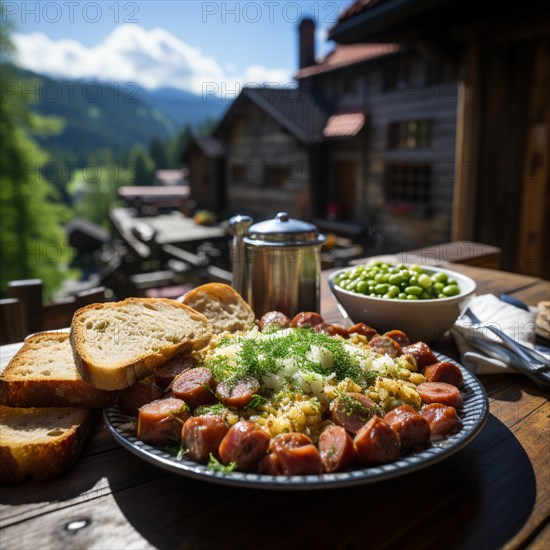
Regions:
[[102, 284, 489, 490]]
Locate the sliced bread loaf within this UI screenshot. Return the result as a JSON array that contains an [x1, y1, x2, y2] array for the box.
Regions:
[[180, 283, 255, 333], [0, 332, 117, 407], [0, 405, 99, 483], [71, 298, 212, 390]]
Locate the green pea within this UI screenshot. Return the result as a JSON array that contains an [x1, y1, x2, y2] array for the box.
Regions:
[[405, 286, 423, 296], [432, 272, 448, 283], [356, 281, 369, 294], [374, 283, 389, 294], [409, 264, 423, 273], [406, 294, 419, 300], [409, 276, 418, 286], [387, 285, 400, 298], [433, 282, 444, 293], [397, 293, 407, 299], [443, 284, 460, 296], [418, 273, 432, 289], [389, 274, 404, 285]]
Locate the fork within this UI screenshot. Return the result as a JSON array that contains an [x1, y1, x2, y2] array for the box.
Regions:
[[461, 307, 550, 390]]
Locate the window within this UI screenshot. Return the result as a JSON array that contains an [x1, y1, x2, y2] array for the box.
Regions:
[[383, 60, 410, 92], [385, 162, 432, 208], [388, 120, 433, 149], [263, 164, 289, 187], [231, 164, 246, 184]]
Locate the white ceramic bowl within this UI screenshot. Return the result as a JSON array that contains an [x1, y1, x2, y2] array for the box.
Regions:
[[328, 265, 477, 343]]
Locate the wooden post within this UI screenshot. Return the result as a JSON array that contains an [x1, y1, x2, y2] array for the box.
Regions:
[[0, 298, 24, 344], [451, 39, 481, 241], [8, 279, 43, 336], [516, 38, 550, 277]]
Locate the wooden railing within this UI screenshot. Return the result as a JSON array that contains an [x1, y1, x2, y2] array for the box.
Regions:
[[0, 280, 106, 345]]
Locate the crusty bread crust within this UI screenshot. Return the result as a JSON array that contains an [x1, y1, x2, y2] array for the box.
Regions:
[[0, 332, 117, 407], [181, 283, 255, 333], [0, 406, 99, 483], [71, 298, 212, 390]]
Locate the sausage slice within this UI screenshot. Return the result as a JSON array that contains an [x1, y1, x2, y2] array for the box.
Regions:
[[216, 377, 260, 408], [331, 392, 380, 434], [368, 336, 402, 357], [218, 421, 270, 471], [417, 382, 463, 409], [180, 415, 229, 462], [137, 397, 190, 444], [348, 323, 379, 341], [383, 330, 410, 347], [354, 416, 401, 465], [400, 342, 438, 371], [172, 367, 217, 408], [421, 403, 462, 437], [154, 354, 196, 389], [318, 425, 356, 472], [259, 311, 291, 331], [424, 362, 463, 388], [383, 405, 431, 453], [290, 312, 325, 328], [260, 433, 324, 476], [118, 378, 163, 416]]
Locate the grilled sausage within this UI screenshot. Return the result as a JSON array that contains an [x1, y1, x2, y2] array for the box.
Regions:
[[331, 392, 380, 434], [218, 421, 270, 471], [216, 377, 260, 408], [290, 312, 325, 328], [314, 323, 350, 338], [172, 367, 217, 408], [180, 415, 229, 462], [348, 323, 379, 341], [383, 330, 411, 347], [424, 361, 463, 388], [137, 397, 190, 444], [117, 378, 163, 416], [354, 416, 401, 465], [259, 311, 291, 331], [417, 382, 463, 409], [383, 405, 431, 453], [420, 403, 462, 437], [400, 342, 438, 371], [318, 425, 356, 472], [368, 336, 402, 357], [154, 354, 196, 389], [260, 433, 324, 476]]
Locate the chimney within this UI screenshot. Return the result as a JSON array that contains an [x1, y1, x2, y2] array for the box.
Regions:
[[299, 18, 315, 69]]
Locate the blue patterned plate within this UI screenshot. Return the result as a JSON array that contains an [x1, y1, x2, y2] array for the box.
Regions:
[[104, 353, 488, 490]]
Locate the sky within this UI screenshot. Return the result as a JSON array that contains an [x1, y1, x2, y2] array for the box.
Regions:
[[4, 1, 348, 95]]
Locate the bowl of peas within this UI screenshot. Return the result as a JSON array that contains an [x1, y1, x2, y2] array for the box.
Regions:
[[328, 261, 476, 343]]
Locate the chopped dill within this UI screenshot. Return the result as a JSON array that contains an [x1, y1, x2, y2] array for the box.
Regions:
[[206, 328, 366, 385], [207, 454, 237, 474], [194, 403, 226, 416], [161, 441, 186, 461], [245, 393, 268, 410]]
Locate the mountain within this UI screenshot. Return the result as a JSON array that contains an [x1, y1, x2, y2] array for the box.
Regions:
[[6, 66, 228, 164]]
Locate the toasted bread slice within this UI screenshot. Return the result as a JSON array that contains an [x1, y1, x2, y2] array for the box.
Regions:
[[71, 298, 212, 390], [0, 333, 117, 407], [181, 283, 255, 333], [0, 405, 99, 483]]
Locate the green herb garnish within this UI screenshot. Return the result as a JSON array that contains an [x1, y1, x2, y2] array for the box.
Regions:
[[161, 441, 186, 461], [207, 453, 237, 474]]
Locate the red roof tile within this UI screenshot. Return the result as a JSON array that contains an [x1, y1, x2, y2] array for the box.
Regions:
[[323, 113, 366, 138], [335, 0, 385, 25], [295, 43, 401, 79]]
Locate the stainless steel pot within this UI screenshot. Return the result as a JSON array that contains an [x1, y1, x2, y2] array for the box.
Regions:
[[230, 212, 326, 319]]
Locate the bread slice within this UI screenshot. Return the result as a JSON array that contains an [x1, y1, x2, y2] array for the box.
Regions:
[[181, 283, 255, 333], [0, 333, 117, 407], [0, 405, 99, 483], [71, 298, 212, 390]]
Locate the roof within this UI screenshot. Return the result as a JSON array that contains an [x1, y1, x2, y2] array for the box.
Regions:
[[295, 43, 401, 79], [323, 113, 366, 138], [215, 87, 329, 145], [65, 218, 110, 243], [118, 186, 190, 199], [334, 0, 387, 26], [193, 136, 225, 158]]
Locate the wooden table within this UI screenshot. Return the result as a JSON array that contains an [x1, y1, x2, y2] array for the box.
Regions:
[[1, 260, 549, 550]]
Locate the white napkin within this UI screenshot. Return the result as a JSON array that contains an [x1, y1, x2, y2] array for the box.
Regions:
[[451, 294, 545, 375]]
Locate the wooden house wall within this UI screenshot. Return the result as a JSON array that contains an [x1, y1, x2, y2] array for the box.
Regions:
[[224, 103, 312, 220], [186, 148, 222, 215], [313, 53, 458, 251]]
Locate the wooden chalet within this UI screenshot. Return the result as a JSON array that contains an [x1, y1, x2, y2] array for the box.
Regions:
[[330, 0, 550, 276]]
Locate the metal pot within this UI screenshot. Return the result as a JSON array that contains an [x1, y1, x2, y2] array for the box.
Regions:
[[230, 212, 326, 319]]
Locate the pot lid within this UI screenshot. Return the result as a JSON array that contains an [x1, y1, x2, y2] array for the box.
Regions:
[[247, 212, 323, 244]]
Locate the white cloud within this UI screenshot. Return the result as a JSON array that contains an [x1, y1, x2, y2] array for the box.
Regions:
[[12, 24, 292, 95]]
